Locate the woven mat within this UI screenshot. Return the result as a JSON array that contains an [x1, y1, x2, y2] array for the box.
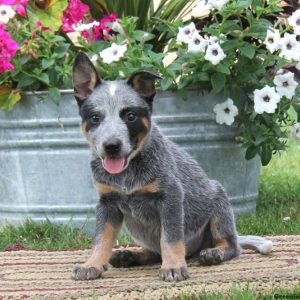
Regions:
[[0, 235, 299, 300]]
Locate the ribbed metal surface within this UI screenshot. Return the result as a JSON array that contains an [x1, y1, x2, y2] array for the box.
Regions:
[[0, 90, 260, 231]]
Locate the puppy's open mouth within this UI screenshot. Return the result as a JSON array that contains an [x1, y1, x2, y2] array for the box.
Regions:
[[103, 157, 127, 174]]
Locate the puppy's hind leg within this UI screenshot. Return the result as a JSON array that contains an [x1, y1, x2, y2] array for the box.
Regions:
[[110, 247, 161, 268], [199, 184, 241, 266]]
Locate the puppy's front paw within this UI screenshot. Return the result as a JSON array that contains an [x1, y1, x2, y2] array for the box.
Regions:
[[159, 266, 189, 282], [199, 248, 224, 266], [72, 265, 107, 280]]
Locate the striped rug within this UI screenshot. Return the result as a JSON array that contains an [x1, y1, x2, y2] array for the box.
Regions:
[[0, 235, 299, 299]]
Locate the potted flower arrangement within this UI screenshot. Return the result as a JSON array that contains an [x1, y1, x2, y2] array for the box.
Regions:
[[0, 0, 299, 229]]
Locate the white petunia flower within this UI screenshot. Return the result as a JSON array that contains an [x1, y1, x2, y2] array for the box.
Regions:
[[176, 22, 196, 44], [253, 85, 281, 114], [209, 36, 219, 45], [213, 98, 239, 126], [264, 28, 281, 54], [91, 54, 98, 65], [0, 5, 15, 24], [296, 61, 300, 71], [209, 35, 225, 45], [73, 21, 100, 32], [280, 33, 300, 61], [291, 123, 300, 139], [99, 43, 127, 64], [192, 0, 212, 17], [205, 43, 226, 65], [274, 70, 298, 99], [209, 0, 229, 10], [112, 21, 125, 36], [288, 8, 300, 35], [188, 32, 208, 53]]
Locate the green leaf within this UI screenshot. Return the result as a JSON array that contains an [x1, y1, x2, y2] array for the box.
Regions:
[[245, 145, 258, 160], [202, 63, 214, 72], [63, 75, 73, 89], [91, 41, 110, 53], [49, 87, 61, 105], [195, 72, 210, 82], [167, 63, 182, 73], [54, 44, 70, 58], [178, 77, 192, 90], [293, 103, 300, 121], [240, 43, 256, 59], [51, 36, 66, 42], [216, 62, 231, 75], [38, 73, 50, 85], [178, 88, 187, 100], [147, 50, 164, 64], [27, 0, 68, 31], [132, 30, 155, 42], [211, 73, 226, 93], [160, 77, 173, 91], [222, 20, 242, 32], [261, 145, 272, 166], [0, 86, 21, 111], [236, 0, 252, 9], [246, 19, 272, 39], [17, 74, 36, 88], [42, 59, 55, 69]]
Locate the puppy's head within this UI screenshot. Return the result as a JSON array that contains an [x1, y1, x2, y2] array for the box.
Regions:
[[73, 52, 161, 175]]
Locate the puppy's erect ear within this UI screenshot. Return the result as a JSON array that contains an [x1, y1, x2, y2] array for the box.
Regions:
[[73, 52, 101, 104], [127, 71, 162, 104]]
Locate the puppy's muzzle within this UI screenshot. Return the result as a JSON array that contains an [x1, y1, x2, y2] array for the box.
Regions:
[[103, 138, 122, 157]]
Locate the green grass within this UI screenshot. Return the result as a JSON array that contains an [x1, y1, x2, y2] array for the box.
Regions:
[[87, 284, 300, 299], [0, 219, 134, 251], [0, 219, 92, 251], [0, 138, 299, 251], [177, 285, 300, 300], [237, 138, 300, 235]]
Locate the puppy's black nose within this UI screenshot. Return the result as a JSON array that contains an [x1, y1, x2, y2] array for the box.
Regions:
[[103, 139, 122, 155]]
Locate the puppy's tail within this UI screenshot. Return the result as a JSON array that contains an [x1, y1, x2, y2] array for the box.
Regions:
[[237, 235, 273, 255]]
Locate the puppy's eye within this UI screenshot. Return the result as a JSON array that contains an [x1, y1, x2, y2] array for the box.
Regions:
[[90, 114, 101, 124], [126, 112, 137, 122]]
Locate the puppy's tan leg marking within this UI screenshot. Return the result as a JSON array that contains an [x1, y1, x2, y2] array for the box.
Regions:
[[159, 227, 189, 282], [83, 222, 119, 269], [110, 247, 161, 268], [215, 238, 230, 250], [160, 239, 186, 269], [210, 216, 230, 250], [199, 216, 238, 266], [73, 222, 120, 280]]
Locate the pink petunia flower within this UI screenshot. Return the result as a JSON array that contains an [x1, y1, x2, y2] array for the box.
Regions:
[[79, 13, 117, 42], [92, 12, 117, 41], [0, 0, 28, 16], [0, 27, 19, 73], [61, 0, 90, 32], [0, 59, 14, 72]]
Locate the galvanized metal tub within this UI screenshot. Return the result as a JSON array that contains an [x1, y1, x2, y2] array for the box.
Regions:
[[0, 90, 260, 231]]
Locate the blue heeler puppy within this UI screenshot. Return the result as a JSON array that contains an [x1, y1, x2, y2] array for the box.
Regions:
[[72, 52, 273, 282]]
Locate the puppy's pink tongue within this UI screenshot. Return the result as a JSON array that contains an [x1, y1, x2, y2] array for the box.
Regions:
[[103, 157, 125, 174]]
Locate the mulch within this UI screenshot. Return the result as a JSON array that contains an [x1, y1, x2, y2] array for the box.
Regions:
[[0, 235, 299, 300]]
